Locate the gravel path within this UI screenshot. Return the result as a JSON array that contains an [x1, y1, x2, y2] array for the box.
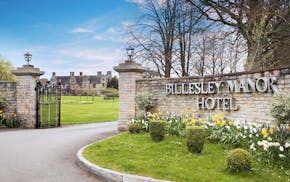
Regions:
[[0, 121, 118, 182]]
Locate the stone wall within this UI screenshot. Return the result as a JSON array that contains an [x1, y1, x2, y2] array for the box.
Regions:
[[136, 67, 290, 124], [0, 81, 17, 115]]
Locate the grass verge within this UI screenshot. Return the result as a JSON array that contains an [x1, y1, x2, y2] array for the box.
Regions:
[[61, 96, 118, 125], [83, 133, 289, 182]]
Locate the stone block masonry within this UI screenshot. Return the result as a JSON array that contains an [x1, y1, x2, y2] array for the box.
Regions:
[[0, 81, 17, 115], [135, 67, 290, 124], [114, 61, 147, 131], [12, 65, 44, 128]]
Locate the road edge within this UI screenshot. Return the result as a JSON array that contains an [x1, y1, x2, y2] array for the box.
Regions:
[[76, 134, 172, 182]]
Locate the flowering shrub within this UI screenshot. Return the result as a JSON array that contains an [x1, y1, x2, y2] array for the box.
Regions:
[[0, 111, 20, 128], [136, 93, 157, 112], [270, 92, 290, 124]]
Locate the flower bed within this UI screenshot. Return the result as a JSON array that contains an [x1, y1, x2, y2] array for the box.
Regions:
[[130, 111, 290, 169]]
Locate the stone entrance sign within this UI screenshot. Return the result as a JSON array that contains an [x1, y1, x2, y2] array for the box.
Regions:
[[115, 59, 290, 131]]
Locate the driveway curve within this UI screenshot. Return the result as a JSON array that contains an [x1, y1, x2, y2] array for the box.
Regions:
[[0, 121, 118, 182]]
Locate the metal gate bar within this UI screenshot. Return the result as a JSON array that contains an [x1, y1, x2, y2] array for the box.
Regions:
[[36, 80, 61, 128]]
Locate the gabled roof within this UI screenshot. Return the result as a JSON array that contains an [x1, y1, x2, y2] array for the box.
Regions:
[[53, 75, 103, 86]]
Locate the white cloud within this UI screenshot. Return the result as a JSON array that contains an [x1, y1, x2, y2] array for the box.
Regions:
[[57, 48, 123, 62], [92, 25, 127, 42], [125, 0, 145, 5], [93, 35, 106, 41], [106, 27, 118, 34], [71, 27, 93, 33], [126, 0, 166, 7]]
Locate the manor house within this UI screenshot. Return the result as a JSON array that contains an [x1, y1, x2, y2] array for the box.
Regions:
[[50, 71, 112, 95]]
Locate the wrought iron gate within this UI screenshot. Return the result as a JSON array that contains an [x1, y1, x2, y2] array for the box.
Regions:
[[36, 80, 61, 128]]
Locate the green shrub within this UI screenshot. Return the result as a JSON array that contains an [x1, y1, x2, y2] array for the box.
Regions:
[[128, 122, 142, 134], [186, 126, 205, 153], [149, 120, 165, 142], [270, 92, 290, 124], [226, 148, 252, 172], [102, 88, 119, 99]]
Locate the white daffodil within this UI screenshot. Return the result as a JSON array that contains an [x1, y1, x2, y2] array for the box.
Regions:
[[279, 146, 284, 152]]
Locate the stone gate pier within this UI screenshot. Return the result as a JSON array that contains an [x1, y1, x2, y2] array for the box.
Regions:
[[114, 60, 146, 131], [11, 65, 44, 128]]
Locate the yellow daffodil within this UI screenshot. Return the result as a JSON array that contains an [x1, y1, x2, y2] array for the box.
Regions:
[[179, 110, 184, 116], [261, 128, 269, 138], [190, 113, 195, 119], [212, 113, 224, 125], [216, 120, 221, 126], [220, 121, 226, 127], [269, 128, 274, 135], [181, 118, 187, 123], [190, 119, 198, 125], [198, 118, 205, 123]]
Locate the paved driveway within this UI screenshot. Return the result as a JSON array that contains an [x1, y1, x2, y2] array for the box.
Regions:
[[0, 121, 118, 182]]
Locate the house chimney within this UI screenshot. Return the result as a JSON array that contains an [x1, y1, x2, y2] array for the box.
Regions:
[[70, 72, 75, 76], [106, 71, 112, 79], [80, 72, 83, 76], [97, 71, 102, 77], [52, 72, 56, 77]]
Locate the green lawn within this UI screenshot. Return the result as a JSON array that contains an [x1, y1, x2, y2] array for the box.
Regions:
[[61, 96, 118, 125], [83, 133, 289, 182]]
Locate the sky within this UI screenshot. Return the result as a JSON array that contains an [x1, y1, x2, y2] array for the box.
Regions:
[[0, 0, 142, 78]]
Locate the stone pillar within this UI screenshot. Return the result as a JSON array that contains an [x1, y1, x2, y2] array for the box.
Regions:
[[11, 65, 44, 128], [114, 60, 146, 131]]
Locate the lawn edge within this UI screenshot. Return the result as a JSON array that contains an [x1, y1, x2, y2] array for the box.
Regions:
[[76, 133, 173, 182]]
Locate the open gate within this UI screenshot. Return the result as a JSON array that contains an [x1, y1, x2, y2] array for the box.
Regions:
[[36, 80, 61, 128]]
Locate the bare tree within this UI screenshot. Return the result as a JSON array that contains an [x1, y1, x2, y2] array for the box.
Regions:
[[175, 1, 206, 77], [129, 0, 178, 78], [193, 30, 246, 76], [194, 34, 207, 76], [187, 0, 290, 70], [227, 33, 247, 73]]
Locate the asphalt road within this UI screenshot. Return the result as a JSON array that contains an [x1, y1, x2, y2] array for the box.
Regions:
[[0, 121, 118, 182]]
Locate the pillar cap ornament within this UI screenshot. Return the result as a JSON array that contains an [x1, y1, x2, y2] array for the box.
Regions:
[[11, 66, 45, 76], [114, 61, 146, 73]]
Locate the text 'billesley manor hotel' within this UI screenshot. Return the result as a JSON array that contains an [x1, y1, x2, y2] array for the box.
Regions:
[[43, 71, 112, 96]]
